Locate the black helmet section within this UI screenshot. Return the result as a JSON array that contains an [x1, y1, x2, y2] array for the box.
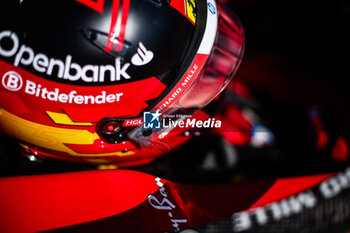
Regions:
[[0, 0, 195, 86]]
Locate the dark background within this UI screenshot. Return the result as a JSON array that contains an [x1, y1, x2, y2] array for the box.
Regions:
[[229, 0, 350, 175]]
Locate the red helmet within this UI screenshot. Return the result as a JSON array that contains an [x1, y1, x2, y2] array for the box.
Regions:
[[0, 0, 243, 167]]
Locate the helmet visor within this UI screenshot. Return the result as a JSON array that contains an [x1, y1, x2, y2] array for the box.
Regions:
[[128, 0, 244, 150]]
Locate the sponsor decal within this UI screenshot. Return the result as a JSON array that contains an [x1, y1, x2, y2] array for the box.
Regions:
[[1, 74, 123, 105], [185, 0, 196, 24], [158, 87, 182, 111], [123, 119, 143, 127], [233, 191, 317, 232], [207, 2, 216, 15], [0, 30, 153, 83], [0, 60, 166, 119], [2, 71, 23, 91], [131, 42, 154, 66], [157, 62, 200, 111]]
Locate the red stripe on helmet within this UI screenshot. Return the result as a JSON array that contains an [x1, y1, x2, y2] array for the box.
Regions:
[[105, 0, 121, 53], [116, 0, 130, 51]]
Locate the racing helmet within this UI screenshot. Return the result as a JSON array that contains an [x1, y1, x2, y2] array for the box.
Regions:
[[0, 0, 244, 166]]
